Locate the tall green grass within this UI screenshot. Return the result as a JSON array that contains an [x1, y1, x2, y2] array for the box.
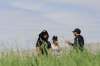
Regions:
[[0, 50, 99, 66]]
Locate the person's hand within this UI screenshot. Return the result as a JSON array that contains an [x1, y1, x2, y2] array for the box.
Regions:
[[65, 40, 73, 45], [65, 40, 70, 44]]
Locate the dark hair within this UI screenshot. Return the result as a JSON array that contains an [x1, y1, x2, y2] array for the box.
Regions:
[[39, 30, 49, 41], [52, 36, 58, 41]]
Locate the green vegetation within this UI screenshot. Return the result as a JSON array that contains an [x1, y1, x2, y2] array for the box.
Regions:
[[0, 50, 99, 66]]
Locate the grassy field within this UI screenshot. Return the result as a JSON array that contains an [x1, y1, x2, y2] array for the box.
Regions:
[[0, 49, 99, 66]]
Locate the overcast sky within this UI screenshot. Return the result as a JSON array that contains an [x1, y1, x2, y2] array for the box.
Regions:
[[0, 0, 100, 49]]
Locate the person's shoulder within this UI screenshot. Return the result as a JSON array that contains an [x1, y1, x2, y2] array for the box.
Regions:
[[79, 35, 84, 39], [80, 35, 83, 37]]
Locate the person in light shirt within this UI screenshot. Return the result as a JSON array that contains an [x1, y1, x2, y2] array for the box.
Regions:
[[51, 36, 61, 55]]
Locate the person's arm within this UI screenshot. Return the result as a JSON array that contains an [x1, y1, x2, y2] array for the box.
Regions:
[[36, 38, 42, 47], [65, 40, 74, 46], [68, 42, 74, 46], [47, 41, 52, 49]]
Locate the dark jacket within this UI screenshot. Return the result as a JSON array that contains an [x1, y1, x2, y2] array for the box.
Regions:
[[72, 35, 84, 51], [74, 35, 84, 47]]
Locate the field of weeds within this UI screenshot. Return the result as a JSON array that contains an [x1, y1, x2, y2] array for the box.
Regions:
[[0, 49, 99, 66]]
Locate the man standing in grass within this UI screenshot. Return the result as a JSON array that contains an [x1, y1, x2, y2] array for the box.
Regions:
[[66, 28, 84, 51]]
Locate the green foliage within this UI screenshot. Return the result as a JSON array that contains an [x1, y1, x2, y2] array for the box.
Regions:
[[0, 50, 99, 66]]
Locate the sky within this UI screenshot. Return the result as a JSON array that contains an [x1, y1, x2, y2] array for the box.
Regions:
[[0, 0, 100, 49]]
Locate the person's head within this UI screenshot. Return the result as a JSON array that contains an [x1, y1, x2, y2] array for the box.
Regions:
[[52, 36, 58, 45], [39, 30, 49, 41], [72, 28, 81, 36]]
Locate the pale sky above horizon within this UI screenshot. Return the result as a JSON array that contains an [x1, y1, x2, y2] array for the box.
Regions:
[[0, 0, 100, 49]]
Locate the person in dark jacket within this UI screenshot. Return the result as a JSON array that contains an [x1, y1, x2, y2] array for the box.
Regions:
[[67, 28, 84, 51], [36, 30, 51, 55]]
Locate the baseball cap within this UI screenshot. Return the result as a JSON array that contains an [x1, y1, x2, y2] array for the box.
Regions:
[[72, 28, 81, 34]]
